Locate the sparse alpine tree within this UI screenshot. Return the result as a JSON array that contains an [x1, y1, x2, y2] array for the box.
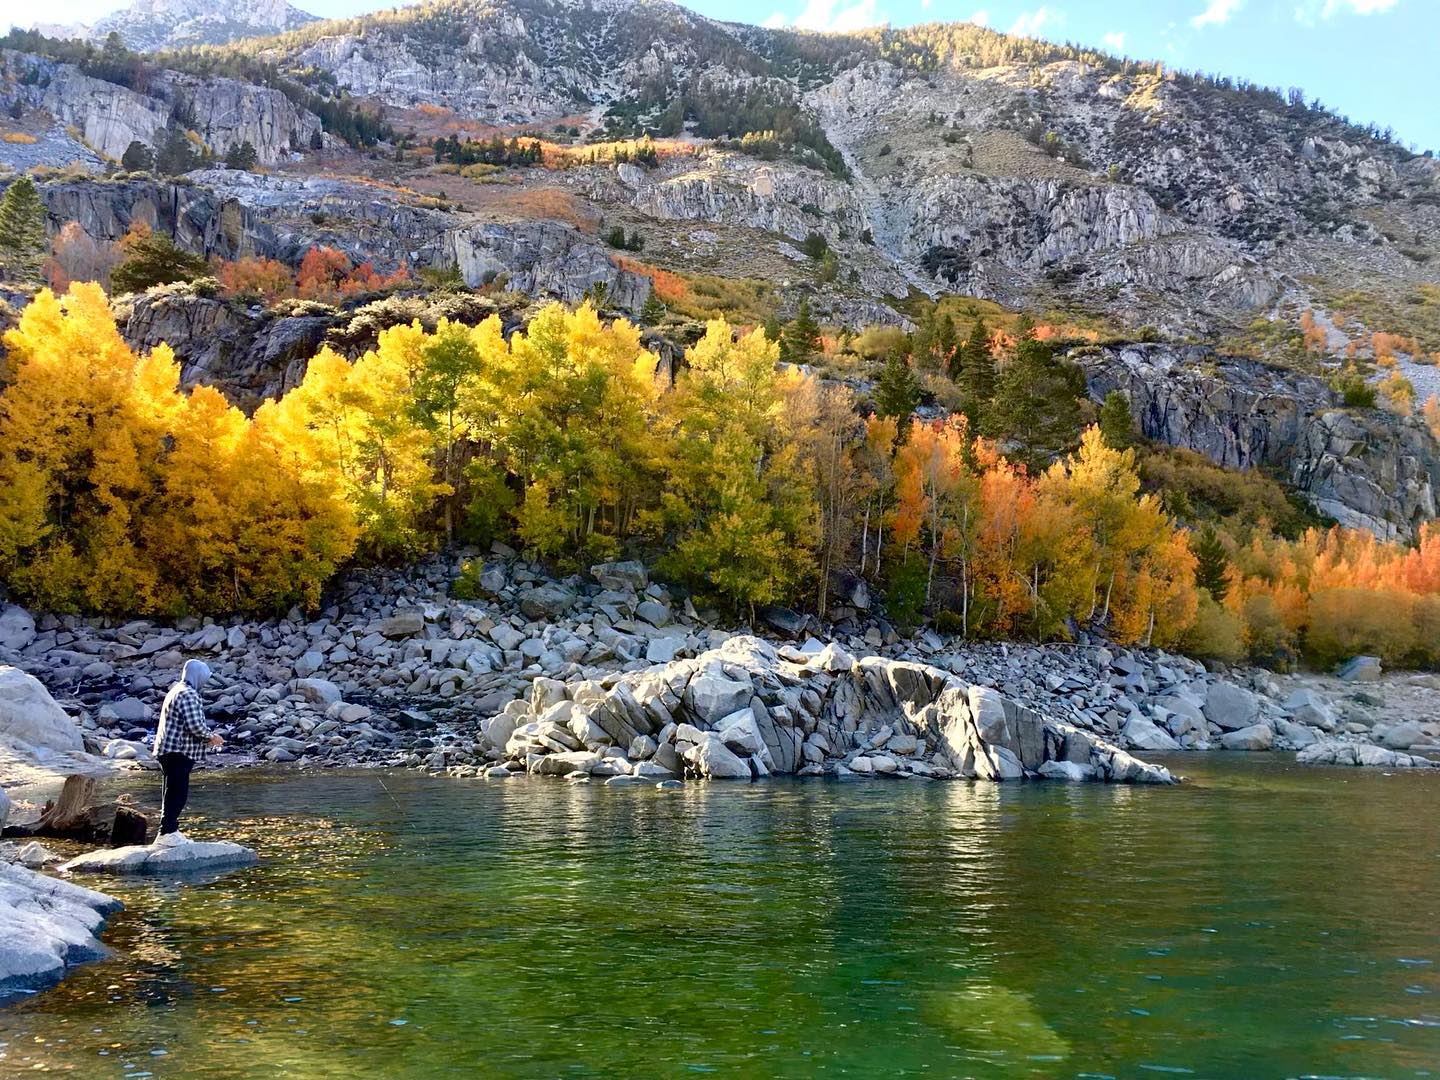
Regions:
[[1098, 389, 1136, 449], [0, 176, 48, 284], [781, 298, 822, 362]]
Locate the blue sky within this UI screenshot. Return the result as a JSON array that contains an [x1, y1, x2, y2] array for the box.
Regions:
[[11, 0, 1437, 152]]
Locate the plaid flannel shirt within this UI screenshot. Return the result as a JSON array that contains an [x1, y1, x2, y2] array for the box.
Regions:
[[153, 682, 212, 760]]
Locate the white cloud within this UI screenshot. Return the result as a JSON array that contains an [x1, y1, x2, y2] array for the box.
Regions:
[[1326, 0, 1400, 12], [1190, 0, 1244, 28], [1297, 0, 1399, 19], [1009, 6, 1065, 38], [967, 9, 990, 25], [920, 0, 932, 9], [1102, 30, 1126, 51], [765, 0, 888, 32]]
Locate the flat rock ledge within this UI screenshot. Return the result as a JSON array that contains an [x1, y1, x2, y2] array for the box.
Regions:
[[485, 636, 1175, 785], [0, 860, 121, 1000], [1297, 739, 1440, 769], [59, 839, 259, 875]]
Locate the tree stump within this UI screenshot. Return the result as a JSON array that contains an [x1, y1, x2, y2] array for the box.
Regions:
[[34, 774, 99, 837], [110, 806, 149, 847]]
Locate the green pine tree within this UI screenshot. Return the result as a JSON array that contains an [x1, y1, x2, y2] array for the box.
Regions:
[[986, 336, 1085, 466], [225, 140, 259, 170], [109, 232, 210, 294], [781, 298, 821, 362], [1192, 526, 1231, 602], [874, 344, 922, 427], [954, 319, 995, 423], [0, 177, 49, 284], [933, 312, 957, 373], [121, 140, 154, 172], [641, 286, 665, 324], [1098, 389, 1136, 449]]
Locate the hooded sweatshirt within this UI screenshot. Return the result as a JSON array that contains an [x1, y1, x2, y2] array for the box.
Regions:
[[153, 659, 215, 759]]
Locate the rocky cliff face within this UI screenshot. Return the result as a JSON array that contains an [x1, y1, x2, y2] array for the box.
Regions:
[[34, 0, 317, 52], [0, 51, 322, 165], [1081, 343, 1440, 539]]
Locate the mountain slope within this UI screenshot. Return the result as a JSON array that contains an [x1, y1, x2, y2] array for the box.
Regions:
[[208, 0, 1438, 337], [34, 0, 317, 52]]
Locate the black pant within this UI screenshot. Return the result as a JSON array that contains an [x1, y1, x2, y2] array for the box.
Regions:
[[158, 753, 194, 836]]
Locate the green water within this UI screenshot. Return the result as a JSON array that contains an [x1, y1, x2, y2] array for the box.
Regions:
[[2, 755, 1438, 1078]]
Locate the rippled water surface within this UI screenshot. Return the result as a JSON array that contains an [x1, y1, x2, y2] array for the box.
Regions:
[[2, 755, 1438, 1078]]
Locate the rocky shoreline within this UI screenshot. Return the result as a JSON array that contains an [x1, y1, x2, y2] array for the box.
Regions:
[[1, 548, 1437, 790]]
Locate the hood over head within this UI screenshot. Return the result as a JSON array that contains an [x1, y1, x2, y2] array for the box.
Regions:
[[181, 659, 212, 690]]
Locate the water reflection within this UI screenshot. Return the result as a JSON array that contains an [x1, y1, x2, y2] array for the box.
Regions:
[[0, 758, 1437, 1078]]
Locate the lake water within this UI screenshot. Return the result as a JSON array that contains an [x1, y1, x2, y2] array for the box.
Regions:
[[2, 755, 1438, 1078]]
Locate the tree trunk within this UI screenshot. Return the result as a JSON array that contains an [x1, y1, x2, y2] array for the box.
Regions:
[[34, 775, 98, 837]]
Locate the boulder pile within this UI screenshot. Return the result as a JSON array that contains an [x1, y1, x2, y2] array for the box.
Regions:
[[0, 548, 1434, 778], [479, 636, 1175, 785]]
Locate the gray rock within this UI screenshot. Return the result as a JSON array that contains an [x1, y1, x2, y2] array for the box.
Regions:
[[519, 584, 576, 621], [1298, 739, 1439, 768], [1282, 688, 1336, 731], [645, 636, 684, 664], [1337, 655, 1382, 682], [684, 732, 752, 779], [294, 678, 343, 706], [684, 674, 753, 724], [1381, 721, 1428, 750], [636, 600, 671, 627], [376, 611, 426, 639], [0, 606, 36, 652], [1, 666, 112, 786], [1122, 714, 1181, 752], [590, 560, 648, 591], [1220, 722, 1275, 751], [107, 697, 149, 723], [1204, 682, 1261, 731], [293, 650, 326, 678]]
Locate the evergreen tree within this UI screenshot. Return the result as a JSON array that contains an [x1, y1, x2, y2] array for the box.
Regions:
[[121, 140, 154, 172], [781, 298, 821, 362], [0, 177, 48, 284], [1098, 389, 1136, 449], [110, 232, 209, 294], [155, 126, 199, 176], [641, 287, 665, 324], [1192, 526, 1231, 602], [954, 319, 995, 421], [762, 313, 782, 344], [987, 336, 1085, 466], [225, 141, 258, 170], [932, 312, 957, 373], [874, 344, 922, 427]]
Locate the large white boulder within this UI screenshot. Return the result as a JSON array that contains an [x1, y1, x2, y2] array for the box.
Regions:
[[60, 838, 258, 875], [0, 666, 114, 787], [685, 732, 752, 779], [0, 861, 121, 999]]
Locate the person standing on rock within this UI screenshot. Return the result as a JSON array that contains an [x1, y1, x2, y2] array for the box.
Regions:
[[151, 659, 223, 844]]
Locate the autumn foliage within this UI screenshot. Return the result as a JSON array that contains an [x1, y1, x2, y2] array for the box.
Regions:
[[3, 286, 1440, 669]]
